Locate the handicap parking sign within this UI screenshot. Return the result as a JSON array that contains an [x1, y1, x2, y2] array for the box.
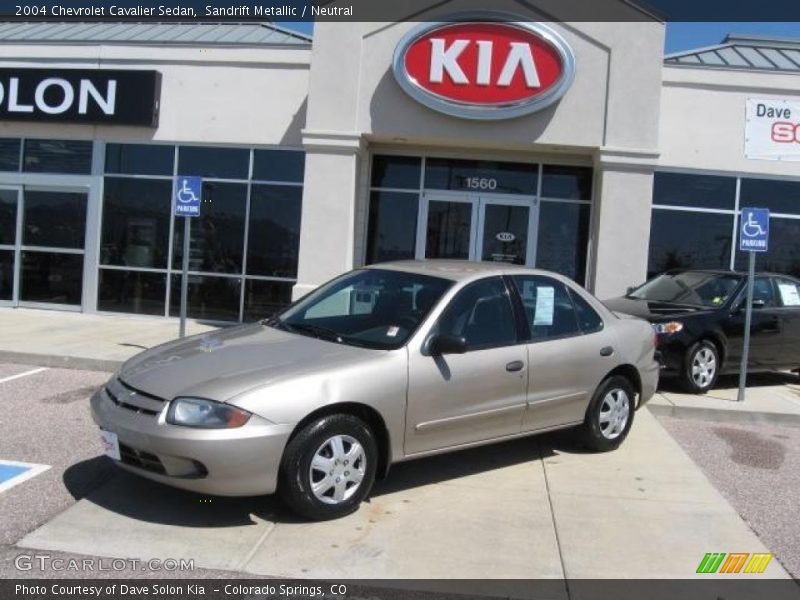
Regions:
[[739, 207, 769, 252], [174, 176, 202, 217]]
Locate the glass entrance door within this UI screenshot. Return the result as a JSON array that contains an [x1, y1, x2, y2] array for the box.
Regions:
[[418, 193, 537, 266], [0, 186, 21, 305], [19, 187, 88, 309]]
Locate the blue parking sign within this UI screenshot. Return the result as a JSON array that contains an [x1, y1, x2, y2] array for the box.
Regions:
[[739, 207, 769, 252], [174, 176, 202, 217]]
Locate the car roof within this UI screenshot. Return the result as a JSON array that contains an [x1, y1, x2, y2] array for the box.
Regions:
[[665, 268, 798, 279], [365, 260, 554, 282]]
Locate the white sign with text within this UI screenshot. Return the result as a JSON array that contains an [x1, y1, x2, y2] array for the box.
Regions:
[[745, 98, 800, 161]]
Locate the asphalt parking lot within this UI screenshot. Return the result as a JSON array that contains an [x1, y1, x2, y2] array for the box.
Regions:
[[0, 362, 793, 583]]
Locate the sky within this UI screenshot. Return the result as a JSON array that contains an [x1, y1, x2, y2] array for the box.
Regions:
[[282, 21, 800, 55]]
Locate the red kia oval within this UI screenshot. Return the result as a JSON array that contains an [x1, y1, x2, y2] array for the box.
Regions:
[[394, 20, 575, 119]]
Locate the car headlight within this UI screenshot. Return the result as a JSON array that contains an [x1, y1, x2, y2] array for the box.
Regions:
[[653, 321, 684, 335], [166, 397, 251, 429]]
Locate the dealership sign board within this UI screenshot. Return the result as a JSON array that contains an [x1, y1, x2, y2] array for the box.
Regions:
[[393, 16, 575, 120], [745, 98, 800, 161], [0, 68, 161, 126]]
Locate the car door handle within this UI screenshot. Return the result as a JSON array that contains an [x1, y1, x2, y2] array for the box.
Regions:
[[600, 346, 614, 357], [506, 361, 525, 372]]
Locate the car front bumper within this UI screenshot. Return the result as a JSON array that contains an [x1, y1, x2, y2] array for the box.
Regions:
[[90, 386, 293, 496]]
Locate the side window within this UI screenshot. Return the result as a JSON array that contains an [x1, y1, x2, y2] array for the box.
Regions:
[[436, 277, 516, 350], [776, 278, 800, 308], [511, 275, 580, 341], [752, 277, 777, 308], [568, 288, 604, 334]]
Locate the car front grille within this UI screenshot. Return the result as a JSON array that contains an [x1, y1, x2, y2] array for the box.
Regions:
[[119, 443, 167, 475], [105, 378, 166, 417]]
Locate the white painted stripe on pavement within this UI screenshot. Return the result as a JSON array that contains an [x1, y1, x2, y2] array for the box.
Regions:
[[0, 460, 51, 494], [0, 367, 48, 384]]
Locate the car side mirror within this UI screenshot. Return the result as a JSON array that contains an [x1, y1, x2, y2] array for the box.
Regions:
[[427, 333, 467, 356], [626, 286, 636, 295]]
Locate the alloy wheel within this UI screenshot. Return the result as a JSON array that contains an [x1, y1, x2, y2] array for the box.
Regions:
[[691, 347, 717, 388], [598, 388, 630, 440], [308, 434, 366, 504]]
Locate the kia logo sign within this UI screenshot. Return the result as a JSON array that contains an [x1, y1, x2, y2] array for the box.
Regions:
[[392, 15, 575, 120], [496, 232, 516, 243]]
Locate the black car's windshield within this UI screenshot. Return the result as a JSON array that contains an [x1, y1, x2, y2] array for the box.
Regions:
[[629, 272, 742, 308], [273, 269, 453, 349]]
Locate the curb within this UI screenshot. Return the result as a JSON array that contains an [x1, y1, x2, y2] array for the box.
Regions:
[[648, 403, 800, 428], [0, 351, 121, 373]]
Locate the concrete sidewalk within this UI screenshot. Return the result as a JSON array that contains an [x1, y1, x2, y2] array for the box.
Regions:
[[16, 409, 790, 582], [0, 308, 218, 370]]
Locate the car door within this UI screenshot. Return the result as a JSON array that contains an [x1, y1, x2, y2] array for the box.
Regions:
[[724, 277, 784, 369], [774, 276, 800, 366], [405, 276, 527, 455], [510, 275, 618, 432]]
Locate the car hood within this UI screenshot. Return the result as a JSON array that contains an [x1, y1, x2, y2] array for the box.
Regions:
[[603, 296, 708, 321], [117, 323, 376, 403]]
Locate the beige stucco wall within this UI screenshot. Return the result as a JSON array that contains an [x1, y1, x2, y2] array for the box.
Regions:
[[298, 8, 665, 298], [659, 65, 800, 177]]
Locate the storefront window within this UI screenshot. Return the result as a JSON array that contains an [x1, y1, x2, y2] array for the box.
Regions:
[[0, 189, 17, 245], [253, 150, 305, 183], [648, 210, 733, 279], [20, 251, 83, 305], [99, 143, 303, 321], [541, 166, 592, 200], [97, 270, 166, 316], [246, 185, 302, 278], [169, 274, 242, 322], [0, 139, 21, 172], [101, 178, 172, 269], [536, 202, 590, 282], [23, 139, 92, 174], [0, 250, 13, 301], [735, 217, 800, 277], [366, 191, 418, 264], [243, 279, 294, 321], [371, 156, 421, 189], [23, 190, 87, 249], [177, 146, 249, 179], [171, 181, 247, 274], [105, 143, 174, 176], [739, 178, 800, 215], [425, 158, 537, 195], [653, 172, 736, 210]]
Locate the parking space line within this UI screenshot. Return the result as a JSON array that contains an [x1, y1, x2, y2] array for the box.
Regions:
[[0, 367, 48, 384], [0, 460, 51, 494]]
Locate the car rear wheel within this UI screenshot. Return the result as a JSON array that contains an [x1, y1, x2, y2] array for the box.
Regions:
[[278, 414, 377, 521], [682, 340, 719, 394], [578, 375, 635, 452]]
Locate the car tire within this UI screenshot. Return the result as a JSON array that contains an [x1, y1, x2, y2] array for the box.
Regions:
[[682, 340, 720, 394], [578, 375, 636, 452], [278, 414, 378, 521]]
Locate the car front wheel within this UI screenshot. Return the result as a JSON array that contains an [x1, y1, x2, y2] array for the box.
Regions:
[[682, 340, 719, 394], [278, 414, 377, 521], [578, 375, 635, 452]]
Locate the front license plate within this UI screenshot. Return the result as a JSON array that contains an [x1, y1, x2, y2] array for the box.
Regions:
[[100, 430, 121, 461]]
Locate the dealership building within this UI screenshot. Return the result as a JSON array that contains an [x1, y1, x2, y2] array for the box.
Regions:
[[0, 7, 798, 322]]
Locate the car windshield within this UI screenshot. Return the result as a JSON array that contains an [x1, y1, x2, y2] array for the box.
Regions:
[[271, 269, 453, 350], [629, 272, 742, 308]]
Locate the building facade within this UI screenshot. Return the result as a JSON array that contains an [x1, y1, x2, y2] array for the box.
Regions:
[[0, 10, 798, 323]]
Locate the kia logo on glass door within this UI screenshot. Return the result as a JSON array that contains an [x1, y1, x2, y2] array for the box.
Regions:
[[392, 15, 575, 120]]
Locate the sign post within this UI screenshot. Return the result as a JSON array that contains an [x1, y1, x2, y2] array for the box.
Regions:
[[737, 207, 770, 402], [173, 176, 202, 338]]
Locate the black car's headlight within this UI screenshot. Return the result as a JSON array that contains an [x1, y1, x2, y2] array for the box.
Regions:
[[653, 321, 684, 335], [166, 397, 251, 429]]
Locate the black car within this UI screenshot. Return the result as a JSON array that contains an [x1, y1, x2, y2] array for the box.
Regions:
[[604, 270, 800, 393]]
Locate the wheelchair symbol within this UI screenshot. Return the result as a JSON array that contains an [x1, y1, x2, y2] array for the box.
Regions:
[[177, 179, 199, 204], [742, 213, 766, 238]]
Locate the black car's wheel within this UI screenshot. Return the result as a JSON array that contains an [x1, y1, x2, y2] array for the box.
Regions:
[[279, 414, 377, 521], [578, 375, 636, 452], [682, 340, 720, 394]]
